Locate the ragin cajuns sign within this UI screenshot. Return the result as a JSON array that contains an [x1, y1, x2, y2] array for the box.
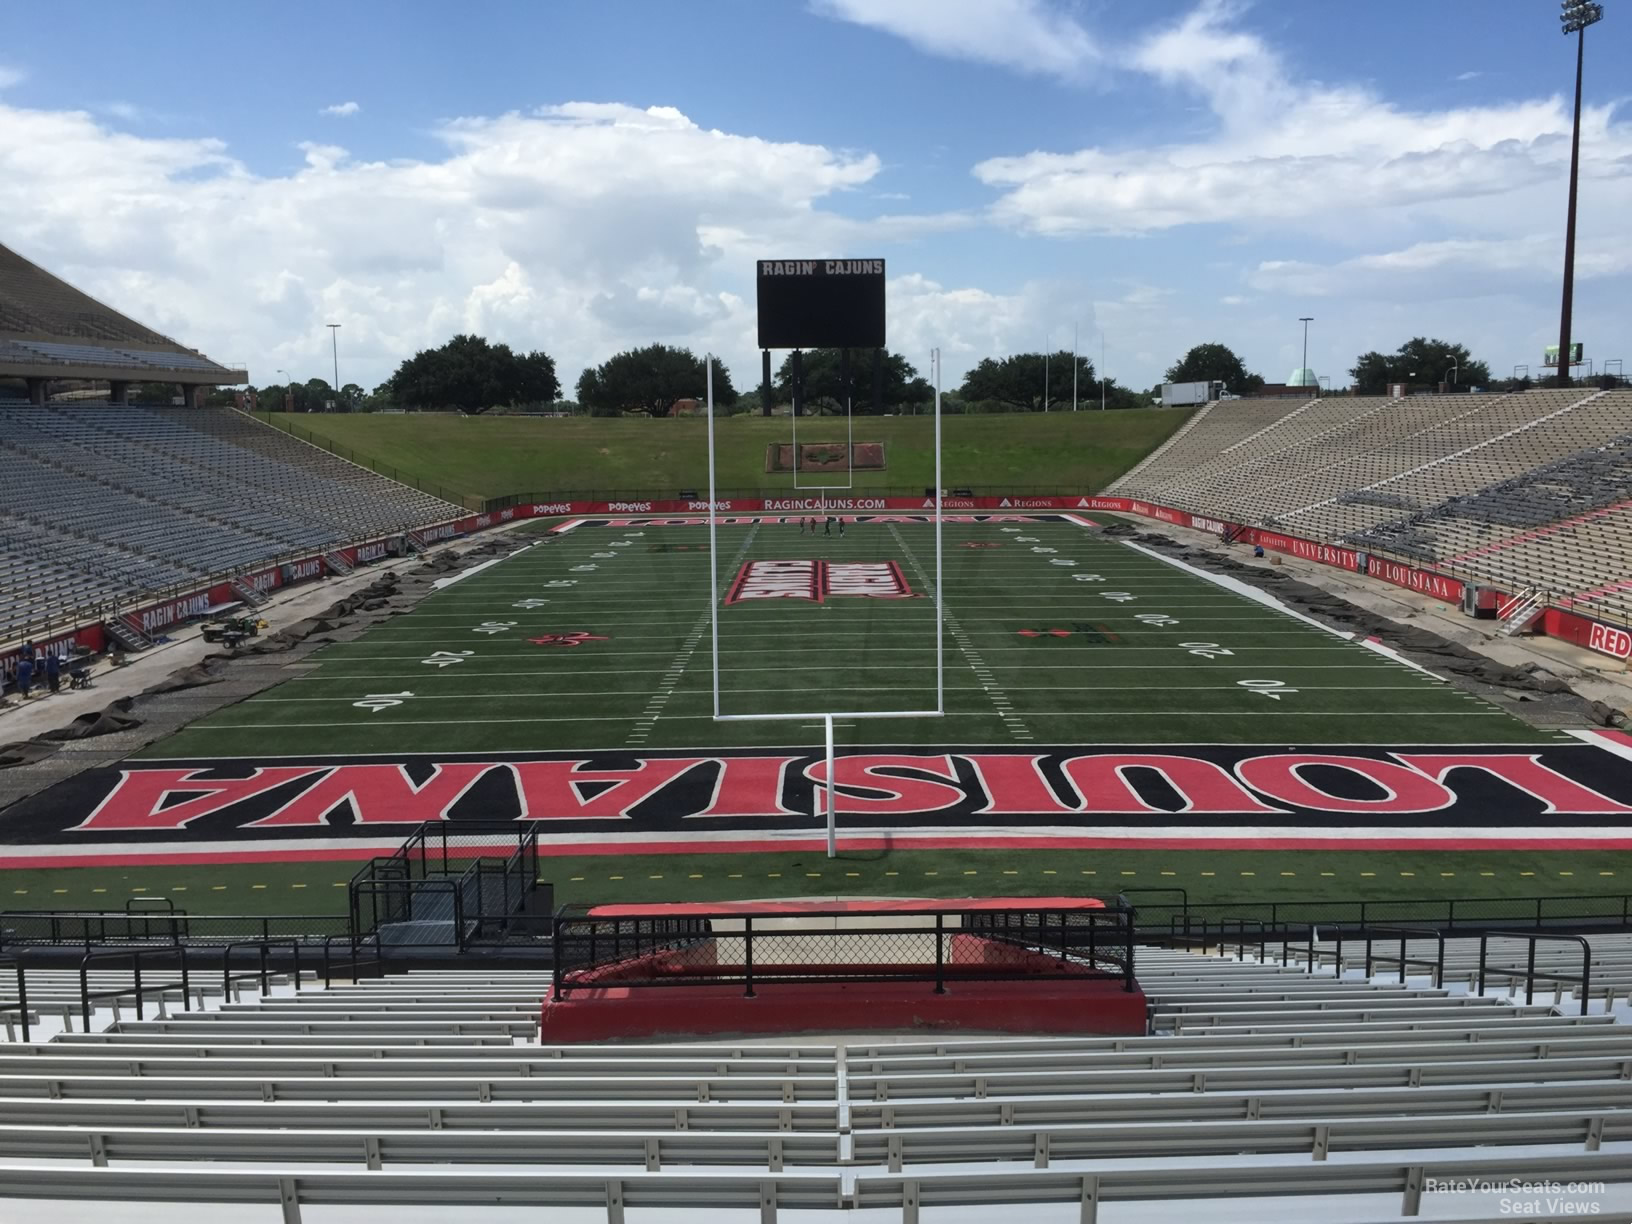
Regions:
[[5, 744, 1632, 854], [725, 560, 913, 604]]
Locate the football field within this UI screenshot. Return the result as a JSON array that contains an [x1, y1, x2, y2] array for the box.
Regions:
[[5, 511, 1630, 915]]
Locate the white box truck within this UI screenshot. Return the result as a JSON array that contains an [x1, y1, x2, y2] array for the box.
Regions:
[[1161, 380, 1213, 407]]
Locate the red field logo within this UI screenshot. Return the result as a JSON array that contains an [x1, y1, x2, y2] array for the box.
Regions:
[[726, 559, 913, 605]]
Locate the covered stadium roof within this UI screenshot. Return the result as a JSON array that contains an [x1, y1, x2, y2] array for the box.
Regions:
[[0, 241, 246, 385]]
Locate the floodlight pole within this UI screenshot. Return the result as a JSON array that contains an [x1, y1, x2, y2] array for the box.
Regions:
[[1555, 2, 1602, 388], [825, 713, 836, 858], [934, 347, 944, 714], [1072, 323, 1079, 411], [705, 355, 720, 721], [326, 323, 341, 403], [1299, 317, 1313, 390], [1100, 333, 1106, 411]]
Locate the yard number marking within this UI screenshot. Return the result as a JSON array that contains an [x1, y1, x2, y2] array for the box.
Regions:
[[570, 564, 598, 572], [1239, 679, 1299, 700], [1101, 591, 1136, 602], [472, 621, 518, 635], [421, 650, 474, 667], [1180, 641, 1234, 658], [1031, 547, 1058, 554], [544, 580, 578, 588], [1049, 558, 1079, 567], [1071, 573, 1104, 583], [1135, 613, 1180, 625], [353, 691, 413, 713], [512, 599, 551, 609], [591, 552, 617, 559]]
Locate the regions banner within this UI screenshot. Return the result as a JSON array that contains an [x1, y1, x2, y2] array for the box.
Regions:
[[3, 742, 1631, 865]]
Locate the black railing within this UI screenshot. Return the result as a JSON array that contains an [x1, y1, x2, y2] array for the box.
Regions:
[[1361, 926, 1446, 988], [552, 903, 1136, 1000], [78, 948, 190, 1031], [348, 820, 540, 951], [1477, 931, 1594, 1017], [1137, 892, 1632, 941], [321, 934, 383, 989], [217, 940, 301, 999], [0, 911, 345, 950], [0, 957, 29, 1042]]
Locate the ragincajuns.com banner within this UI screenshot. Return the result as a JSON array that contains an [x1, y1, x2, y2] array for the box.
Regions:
[[4, 743, 1631, 861]]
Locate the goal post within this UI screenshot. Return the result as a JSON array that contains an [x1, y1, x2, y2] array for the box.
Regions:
[[704, 349, 945, 856]]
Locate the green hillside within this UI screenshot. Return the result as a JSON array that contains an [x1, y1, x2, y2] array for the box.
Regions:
[[261, 409, 1191, 503]]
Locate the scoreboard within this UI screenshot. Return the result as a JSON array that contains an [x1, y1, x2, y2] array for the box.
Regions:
[[756, 259, 885, 350]]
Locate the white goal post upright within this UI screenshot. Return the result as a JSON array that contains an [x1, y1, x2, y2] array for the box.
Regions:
[[704, 350, 944, 857]]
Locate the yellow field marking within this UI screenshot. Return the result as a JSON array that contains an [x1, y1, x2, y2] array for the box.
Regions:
[[1520, 871, 1535, 877], [291, 883, 306, 889], [172, 886, 187, 892], [609, 875, 624, 881], [924, 870, 939, 876], [1280, 872, 1295, 877], [92, 888, 106, 893], [728, 873, 744, 879], [1200, 871, 1215, 877], [846, 872, 862, 878], [806, 873, 823, 879], [1480, 871, 1496, 877], [1160, 871, 1176, 877], [1319, 872, 1335, 878], [11, 890, 24, 896], [1360, 872, 1375, 878], [130, 887, 146, 893], [1399, 872, 1415, 878], [1440, 872, 1455, 877], [963, 870, 978, 876], [52, 889, 67, 894], [1002, 870, 1019, 876], [1601, 871, 1616, 877], [885, 871, 899, 877], [768, 873, 782, 879], [252, 884, 267, 890], [333, 882, 346, 888], [1042, 869, 1057, 875], [1120, 871, 1136, 876], [648, 875, 664, 880], [1239, 871, 1255, 877], [569, 876, 586, 882], [1559, 871, 1574, 877], [1080, 870, 1095, 876], [688, 874, 704, 879], [212, 885, 226, 891]]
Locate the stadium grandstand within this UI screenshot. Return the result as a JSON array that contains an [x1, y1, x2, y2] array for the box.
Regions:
[[0, 241, 466, 650], [1108, 387, 1632, 626]]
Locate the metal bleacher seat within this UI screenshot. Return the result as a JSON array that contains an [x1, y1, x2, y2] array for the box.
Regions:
[[2, 949, 1630, 1222]]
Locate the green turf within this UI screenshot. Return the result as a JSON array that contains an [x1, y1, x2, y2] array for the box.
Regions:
[[259, 410, 1192, 502], [15, 513, 1624, 912], [6, 849, 1626, 917], [141, 515, 1554, 758]]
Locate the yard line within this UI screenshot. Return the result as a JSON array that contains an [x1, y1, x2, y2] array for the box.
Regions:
[[256, 684, 1442, 704]]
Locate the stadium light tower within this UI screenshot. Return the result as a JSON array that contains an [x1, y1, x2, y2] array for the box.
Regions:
[[1555, 0, 1605, 388], [1299, 317, 1313, 389], [326, 323, 341, 405]]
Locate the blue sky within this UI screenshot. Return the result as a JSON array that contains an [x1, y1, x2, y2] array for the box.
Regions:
[[1, 0, 1628, 394]]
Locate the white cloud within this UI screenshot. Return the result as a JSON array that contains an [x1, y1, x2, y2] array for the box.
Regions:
[[1456, 71, 1482, 82], [811, 0, 1100, 81], [320, 101, 361, 117], [974, 0, 1632, 239], [0, 100, 995, 391], [0, 65, 26, 90]]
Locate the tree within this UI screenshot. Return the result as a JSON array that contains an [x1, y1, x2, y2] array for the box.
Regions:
[[575, 344, 736, 417], [382, 334, 560, 414], [1348, 337, 1490, 395], [772, 348, 927, 415], [958, 352, 1093, 413], [1165, 344, 1264, 394]]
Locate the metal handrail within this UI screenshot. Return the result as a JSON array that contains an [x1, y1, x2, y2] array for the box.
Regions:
[[0, 957, 29, 1042], [1477, 931, 1593, 1016], [219, 940, 301, 1000], [78, 947, 190, 1030], [1360, 925, 1445, 987]]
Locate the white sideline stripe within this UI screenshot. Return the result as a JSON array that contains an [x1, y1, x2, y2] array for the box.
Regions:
[[316, 645, 1368, 662], [255, 684, 1440, 703], [1569, 728, 1632, 765], [1355, 636, 1446, 680], [429, 542, 536, 589], [1120, 540, 1358, 641], [190, 710, 1507, 730], [294, 664, 1415, 680]]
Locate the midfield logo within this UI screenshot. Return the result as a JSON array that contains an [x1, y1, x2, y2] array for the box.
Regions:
[[725, 559, 913, 605], [528, 632, 609, 647]]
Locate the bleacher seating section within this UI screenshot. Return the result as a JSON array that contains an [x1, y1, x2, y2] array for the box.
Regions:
[[1110, 387, 1632, 623], [0, 404, 464, 644], [2, 936, 1629, 1220]]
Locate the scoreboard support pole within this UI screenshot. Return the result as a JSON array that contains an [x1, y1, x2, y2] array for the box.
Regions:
[[761, 350, 772, 418], [873, 348, 883, 415]]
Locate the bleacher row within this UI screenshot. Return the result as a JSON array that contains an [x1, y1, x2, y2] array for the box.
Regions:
[[0, 339, 229, 375], [0, 939, 1629, 1221], [0, 403, 465, 644], [1110, 388, 1632, 623]]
